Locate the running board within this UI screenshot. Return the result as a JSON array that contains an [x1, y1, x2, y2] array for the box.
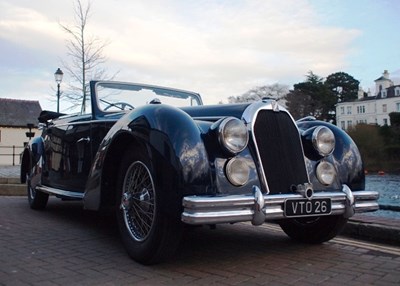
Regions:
[[36, 185, 84, 199]]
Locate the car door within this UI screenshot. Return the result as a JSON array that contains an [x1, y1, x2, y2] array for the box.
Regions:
[[42, 115, 93, 192]]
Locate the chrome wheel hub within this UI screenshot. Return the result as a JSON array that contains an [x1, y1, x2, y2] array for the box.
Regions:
[[121, 192, 132, 211]]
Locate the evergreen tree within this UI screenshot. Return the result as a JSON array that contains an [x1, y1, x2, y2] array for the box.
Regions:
[[288, 71, 336, 122], [325, 72, 360, 102]]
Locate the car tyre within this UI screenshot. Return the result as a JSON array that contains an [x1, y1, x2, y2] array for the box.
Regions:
[[116, 149, 183, 265], [278, 215, 348, 244], [27, 173, 49, 210]]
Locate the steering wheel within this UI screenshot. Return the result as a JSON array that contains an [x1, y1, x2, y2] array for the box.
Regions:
[[104, 102, 134, 111]]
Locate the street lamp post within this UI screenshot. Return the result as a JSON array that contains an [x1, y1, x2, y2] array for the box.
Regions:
[[54, 68, 64, 113]]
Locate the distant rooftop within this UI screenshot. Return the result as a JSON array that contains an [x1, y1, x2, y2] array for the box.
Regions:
[[374, 70, 392, 82], [0, 98, 42, 127]]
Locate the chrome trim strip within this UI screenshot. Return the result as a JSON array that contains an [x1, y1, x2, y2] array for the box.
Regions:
[[36, 185, 84, 199], [94, 80, 203, 106], [192, 116, 223, 121], [47, 119, 118, 128], [181, 185, 379, 225]]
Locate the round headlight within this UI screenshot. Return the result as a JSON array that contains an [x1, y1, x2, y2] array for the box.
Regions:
[[312, 126, 335, 156], [219, 117, 249, 154], [316, 161, 336, 185], [225, 157, 250, 186]]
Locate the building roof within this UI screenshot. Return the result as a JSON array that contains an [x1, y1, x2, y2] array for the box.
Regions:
[[374, 75, 391, 82], [337, 85, 400, 105], [376, 84, 400, 99], [0, 98, 42, 127], [374, 70, 392, 82]]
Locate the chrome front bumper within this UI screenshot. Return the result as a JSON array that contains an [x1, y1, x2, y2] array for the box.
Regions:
[[181, 185, 379, 225]]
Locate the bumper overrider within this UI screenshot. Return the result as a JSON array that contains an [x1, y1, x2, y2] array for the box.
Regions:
[[181, 185, 379, 225]]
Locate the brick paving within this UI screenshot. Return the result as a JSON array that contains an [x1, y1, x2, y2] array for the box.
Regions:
[[0, 196, 399, 285]]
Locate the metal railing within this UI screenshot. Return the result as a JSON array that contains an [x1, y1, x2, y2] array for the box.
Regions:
[[0, 146, 24, 166]]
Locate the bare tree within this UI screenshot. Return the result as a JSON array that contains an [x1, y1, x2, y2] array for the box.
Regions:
[[228, 83, 289, 107], [60, 0, 113, 112]]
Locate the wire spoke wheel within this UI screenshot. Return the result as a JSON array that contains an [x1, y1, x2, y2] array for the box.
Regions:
[[116, 150, 183, 264], [120, 161, 156, 242]]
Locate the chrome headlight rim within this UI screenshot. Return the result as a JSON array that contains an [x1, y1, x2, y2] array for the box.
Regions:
[[316, 161, 336, 186], [312, 126, 335, 157], [218, 117, 249, 155], [225, 157, 250, 187]]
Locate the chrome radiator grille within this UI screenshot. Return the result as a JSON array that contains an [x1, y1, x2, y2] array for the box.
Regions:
[[253, 110, 309, 195]]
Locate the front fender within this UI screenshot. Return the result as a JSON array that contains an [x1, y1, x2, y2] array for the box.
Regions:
[[84, 104, 212, 210], [20, 136, 44, 186], [297, 120, 365, 191]]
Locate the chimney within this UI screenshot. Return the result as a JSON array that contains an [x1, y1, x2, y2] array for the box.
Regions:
[[383, 70, 389, 79], [358, 86, 364, 99]]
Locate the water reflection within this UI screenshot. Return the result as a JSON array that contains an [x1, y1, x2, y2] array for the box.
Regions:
[[364, 174, 400, 219]]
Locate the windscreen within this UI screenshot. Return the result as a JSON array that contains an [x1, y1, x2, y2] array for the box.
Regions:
[[95, 82, 202, 113]]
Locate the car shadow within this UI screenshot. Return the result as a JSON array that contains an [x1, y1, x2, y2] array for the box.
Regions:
[[43, 197, 120, 236], [40, 197, 319, 267]]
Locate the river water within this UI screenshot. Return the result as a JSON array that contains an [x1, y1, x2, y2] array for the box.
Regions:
[[364, 174, 400, 219]]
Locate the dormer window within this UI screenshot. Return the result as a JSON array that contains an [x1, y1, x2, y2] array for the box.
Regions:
[[395, 87, 400, 96], [382, 90, 387, 98]]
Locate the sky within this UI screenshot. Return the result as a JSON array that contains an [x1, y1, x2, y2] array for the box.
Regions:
[[0, 0, 399, 112]]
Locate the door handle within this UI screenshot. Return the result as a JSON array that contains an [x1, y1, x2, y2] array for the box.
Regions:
[[77, 137, 91, 143]]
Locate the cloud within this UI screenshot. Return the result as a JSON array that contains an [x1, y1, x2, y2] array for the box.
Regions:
[[0, 2, 65, 50], [93, 0, 361, 103], [0, 0, 363, 108]]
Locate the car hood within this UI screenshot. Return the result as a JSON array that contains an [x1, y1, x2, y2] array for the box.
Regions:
[[180, 103, 251, 120]]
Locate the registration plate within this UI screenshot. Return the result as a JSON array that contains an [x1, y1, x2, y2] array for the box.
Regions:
[[284, 198, 331, 218]]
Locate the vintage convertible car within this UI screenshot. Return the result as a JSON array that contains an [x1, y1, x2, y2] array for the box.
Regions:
[[21, 80, 379, 264]]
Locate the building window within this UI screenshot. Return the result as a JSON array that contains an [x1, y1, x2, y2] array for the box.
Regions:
[[340, 106, 344, 115], [397, 102, 400, 112], [357, 105, 365, 114], [347, 120, 352, 129], [0, 130, 1, 142], [383, 104, 387, 113], [382, 90, 387, 98], [383, 118, 388, 125], [395, 88, 400, 96], [347, 106, 352, 115], [341, 121, 345, 130]]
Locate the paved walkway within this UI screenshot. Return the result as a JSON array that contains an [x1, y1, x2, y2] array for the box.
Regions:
[[0, 196, 399, 285], [0, 165, 19, 178]]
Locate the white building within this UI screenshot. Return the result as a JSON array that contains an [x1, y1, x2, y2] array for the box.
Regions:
[[336, 70, 400, 130], [0, 98, 42, 165]]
